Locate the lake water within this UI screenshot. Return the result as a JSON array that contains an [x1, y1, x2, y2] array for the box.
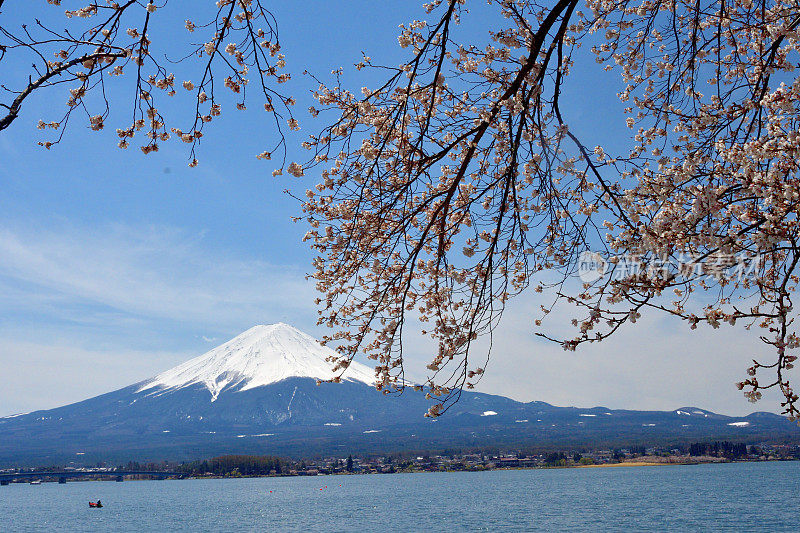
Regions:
[[2, 461, 798, 531]]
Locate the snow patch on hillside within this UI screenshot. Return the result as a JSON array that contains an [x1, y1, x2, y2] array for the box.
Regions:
[[138, 323, 375, 400], [0, 412, 28, 419]]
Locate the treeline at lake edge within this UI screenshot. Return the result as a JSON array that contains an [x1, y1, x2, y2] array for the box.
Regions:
[[178, 455, 285, 477], [4, 442, 798, 484]]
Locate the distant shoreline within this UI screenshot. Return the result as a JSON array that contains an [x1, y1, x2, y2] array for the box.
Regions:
[[5, 455, 797, 486], [576, 461, 682, 468]]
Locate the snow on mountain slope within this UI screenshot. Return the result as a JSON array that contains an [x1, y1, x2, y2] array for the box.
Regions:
[[138, 323, 375, 401]]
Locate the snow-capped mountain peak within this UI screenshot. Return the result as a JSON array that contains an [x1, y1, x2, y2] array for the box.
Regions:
[[138, 323, 375, 401]]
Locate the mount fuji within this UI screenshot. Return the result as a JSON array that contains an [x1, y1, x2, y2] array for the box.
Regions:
[[138, 324, 377, 401], [1, 323, 798, 465]]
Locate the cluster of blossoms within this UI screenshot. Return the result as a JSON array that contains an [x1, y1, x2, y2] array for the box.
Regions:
[[301, 0, 595, 416], [1, 0, 295, 166], [574, 0, 800, 418], [300, 0, 800, 419]]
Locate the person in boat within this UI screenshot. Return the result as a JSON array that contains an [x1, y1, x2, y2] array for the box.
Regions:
[[96, 500, 102, 507]]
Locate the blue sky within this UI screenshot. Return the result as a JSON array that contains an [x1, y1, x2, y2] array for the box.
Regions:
[[0, 1, 780, 416]]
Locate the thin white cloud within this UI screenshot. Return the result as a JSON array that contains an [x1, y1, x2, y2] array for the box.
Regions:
[[0, 223, 315, 329], [0, 338, 193, 415]]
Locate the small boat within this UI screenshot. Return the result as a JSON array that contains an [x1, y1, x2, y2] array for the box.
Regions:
[[89, 501, 103, 508], [29, 479, 42, 485]]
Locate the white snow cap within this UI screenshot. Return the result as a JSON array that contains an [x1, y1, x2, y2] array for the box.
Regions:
[[138, 323, 375, 401]]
